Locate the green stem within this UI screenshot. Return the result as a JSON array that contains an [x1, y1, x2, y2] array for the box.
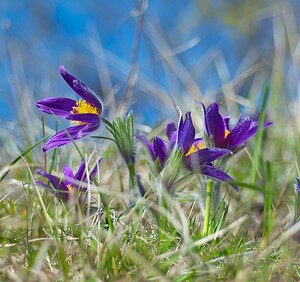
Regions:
[[203, 179, 213, 236], [100, 192, 114, 232], [211, 182, 219, 216], [127, 162, 137, 207], [128, 162, 136, 192], [250, 86, 269, 184], [262, 161, 273, 238], [161, 188, 168, 232]]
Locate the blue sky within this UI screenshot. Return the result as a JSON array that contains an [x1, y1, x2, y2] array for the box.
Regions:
[[0, 0, 297, 125]]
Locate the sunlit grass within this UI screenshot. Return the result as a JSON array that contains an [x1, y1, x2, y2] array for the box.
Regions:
[[1, 4, 300, 281]]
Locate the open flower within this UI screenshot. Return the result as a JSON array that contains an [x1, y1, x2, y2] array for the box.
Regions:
[[199, 101, 272, 150], [36, 66, 103, 152], [172, 111, 237, 190], [138, 111, 237, 190], [35, 159, 102, 203]]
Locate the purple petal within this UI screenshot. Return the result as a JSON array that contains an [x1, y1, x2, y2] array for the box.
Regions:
[[73, 80, 103, 112], [177, 108, 183, 137], [206, 102, 226, 147], [239, 121, 273, 144], [36, 98, 76, 116], [221, 117, 252, 149], [43, 123, 99, 152], [200, 165, 238, 191], [137, 135, 156, 161], [74, 161, 86, 182], [193, 137, 204, 144], [184, 148, 231, 170], [177, 112, 195, 155], [166, 122, 176, 141], [249, 120, 259, 128], [35, 180, 52, 190], [36, 169, 70, 200], [66, 113, 100, 125], [61, 161, 88, 193], [36, 169, 68, 190], [60, 66, 103, 112], [153, 136, 168, 167], [223, 116, 230, 130], [167, 132, 177, 151], [35, 180, 61, 199], [63, 165, 74, 185]]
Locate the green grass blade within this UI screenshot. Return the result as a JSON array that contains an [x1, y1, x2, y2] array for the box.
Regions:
[[0, 134, 51, 182], [262, 160, 273, 238], [91, 135, 116, 143], [250, 86, 270, 184]]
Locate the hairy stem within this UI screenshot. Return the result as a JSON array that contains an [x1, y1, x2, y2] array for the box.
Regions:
[[203, 179, 213, 236]]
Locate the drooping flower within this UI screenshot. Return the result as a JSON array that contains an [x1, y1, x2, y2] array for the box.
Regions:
[[36, 66, 103, 152], [138, 111, 237, 190], [199, 101, 272, 151], [35, 158, 102, 203]]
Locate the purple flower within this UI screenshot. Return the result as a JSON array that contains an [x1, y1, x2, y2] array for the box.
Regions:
[[36, 159, 102, 202], [138, 111, 237, 190], [137, 135, 168, 169], [36, 66, 103, 152], [176, 111, 196, 154], [137, 111, 194, 169], [199, 101, 272, 150], [183, 142, 237, 191]]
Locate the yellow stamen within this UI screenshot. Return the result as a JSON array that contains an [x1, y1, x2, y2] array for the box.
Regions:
[[186, 129, 230, 157], [70, 98, 99, 125], [185, 141, 205, 156], [225, 129, 230, 138], [67, 184, 73, 192], [72, 98, 99, 115]]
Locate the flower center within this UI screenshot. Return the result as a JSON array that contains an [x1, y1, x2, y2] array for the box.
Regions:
[[185, 130, 230, 156], [70, 98, 99, 125], [67, 184, 73, 192], [71, 98, 99, 115], [185, 141, 205, 156]]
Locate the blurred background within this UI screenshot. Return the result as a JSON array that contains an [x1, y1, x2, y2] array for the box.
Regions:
[[0, 0, 299, 139]]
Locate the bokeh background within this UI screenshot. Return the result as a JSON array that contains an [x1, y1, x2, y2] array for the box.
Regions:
[[0, 0, 299, 129]]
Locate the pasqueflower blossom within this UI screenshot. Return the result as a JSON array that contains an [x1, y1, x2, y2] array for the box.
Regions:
[[138, 111, 238, 190], [36, 66, 103, 152], [199, 101, 272, 150], [137, 135, 168, 169], [36, 159, 102, 202]]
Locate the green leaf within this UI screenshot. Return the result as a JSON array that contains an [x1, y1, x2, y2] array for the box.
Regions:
[[103, 112, 136, 165]]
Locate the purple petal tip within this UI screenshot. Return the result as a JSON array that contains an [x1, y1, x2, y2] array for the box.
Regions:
[[59, 65, 66, 74]]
